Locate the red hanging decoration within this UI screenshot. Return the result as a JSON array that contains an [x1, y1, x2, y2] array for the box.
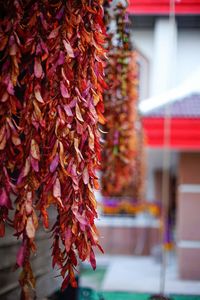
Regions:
[[102, 2, 140, 199], [0, 0, 107, 298]]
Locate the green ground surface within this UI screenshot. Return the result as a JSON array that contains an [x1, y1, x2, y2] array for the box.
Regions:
[[79, 288, 200, 300]]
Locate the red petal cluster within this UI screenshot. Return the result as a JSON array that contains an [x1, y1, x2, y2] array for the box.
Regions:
[[0, 0, 106, 298]]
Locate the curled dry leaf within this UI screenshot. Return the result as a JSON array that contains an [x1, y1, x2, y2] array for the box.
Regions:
[[26, 216, 36, 239], [60, 81, 70, 98], [63, 40, 75, 58], [34, 86, 44, 103], [34, 57, 43, 78], [30, 139, 40, 160]]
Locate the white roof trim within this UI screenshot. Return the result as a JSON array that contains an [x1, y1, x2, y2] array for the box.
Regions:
[[139, 67, 200, 115]]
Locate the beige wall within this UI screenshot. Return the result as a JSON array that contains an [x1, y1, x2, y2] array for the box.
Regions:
[[177, 152, 200, 280], [97, 225, 159, 256]]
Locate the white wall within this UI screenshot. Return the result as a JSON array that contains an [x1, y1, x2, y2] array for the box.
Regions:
[[131, 20, 200, 200], [131, 29, 154, 62], [131, 22, 200, 100], [176, 29, 200, 85]]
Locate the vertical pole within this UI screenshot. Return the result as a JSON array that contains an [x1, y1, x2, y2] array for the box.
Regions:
[[160, 0, 175, 295]]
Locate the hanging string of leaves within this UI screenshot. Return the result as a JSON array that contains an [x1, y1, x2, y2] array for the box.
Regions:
[[102, 2, 140, 198], [0, 0, 106, 298]]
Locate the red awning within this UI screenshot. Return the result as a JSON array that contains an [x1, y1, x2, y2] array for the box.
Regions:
[[128, 0, 200, 15], [142, 118, 200, 150]]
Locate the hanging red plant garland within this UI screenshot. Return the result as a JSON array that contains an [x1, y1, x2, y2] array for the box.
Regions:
[[102, 2, 139, 197], [39, 0, 106, 290], [0, 1, 23, 237], [0, 0, 107, 298]]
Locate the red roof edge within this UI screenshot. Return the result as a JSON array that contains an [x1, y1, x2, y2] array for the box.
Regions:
[[142, 118, 200, 150], [127, 1, 200, 15]]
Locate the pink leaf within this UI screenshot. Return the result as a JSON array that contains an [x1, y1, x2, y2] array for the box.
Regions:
[[48, 26, 61, 39], [31, 157, 39, 172], [53, 178, 63, 207], [25, 192, 33, 215], [56, 6, 64, 20], [60, 81, 70, 98], [83, 167, 89, 185], [50, 154, 59, 173], [64, 228, 72, 253], [63, 105, 73, 117], [63, 39, 75, 58], [16, 243, 26, 267], [72, 205, 87, 225], [34, 57, 43, 78], [40, 39, 48, 54], [7, 81, 14, 95], [57, 51, 65, 66], [53, 178, 61, 198]]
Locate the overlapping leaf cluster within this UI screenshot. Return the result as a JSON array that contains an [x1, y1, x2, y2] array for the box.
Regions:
[[0, 0, 106, 298], [102, 2, 140, 197]]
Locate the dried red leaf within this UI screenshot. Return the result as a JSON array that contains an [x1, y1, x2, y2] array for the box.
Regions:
[[64, 228, 72, 253], [75, 104, 84, 122], [61, 275, 70, 292], [50, 154, 59, 173], [34, 86, 44, 103], [16, 243, 26, 267], [30, 157, 39, 172], [89, 249, 96, 270], [63, 104, 73, 117], [60, 81, 70, 98], [26, 216, 36, 239], [63, 40, 75, 58], [83, 167, 89, 185], [30, 139, 40, 160], [48, 26, 61, 39], [34, 57, 43, 78]]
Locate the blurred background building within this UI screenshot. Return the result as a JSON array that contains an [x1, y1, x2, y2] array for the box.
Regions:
[[97, 0, 200, 283], [130, 0, 200, 280]]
